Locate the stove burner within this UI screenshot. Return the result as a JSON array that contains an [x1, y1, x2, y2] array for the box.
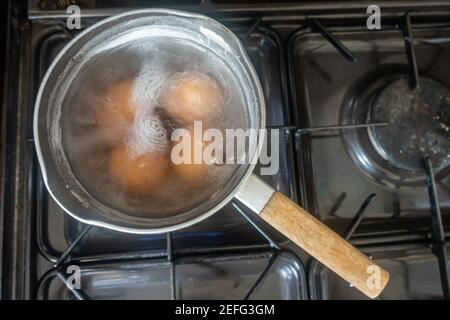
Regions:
[[369, 77, 450, 172], [341, 68, 450, 189]]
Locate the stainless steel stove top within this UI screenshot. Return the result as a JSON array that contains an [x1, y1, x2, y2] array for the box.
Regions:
[[1, 0, 450, 300], [31, 14, 301, 300], [290, 24, 450, 239]]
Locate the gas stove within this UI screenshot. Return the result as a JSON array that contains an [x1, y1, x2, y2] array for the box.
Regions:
[[1, 0, 450, 300]]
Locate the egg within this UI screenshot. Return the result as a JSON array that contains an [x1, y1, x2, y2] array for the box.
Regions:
[[171, 128, 210, 186], [108, 144, 169, 195], [161, 73, 223, 125], [96, 79, 135, 140]]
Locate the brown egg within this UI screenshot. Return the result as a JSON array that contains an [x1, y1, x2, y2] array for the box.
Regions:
[[108, 144, 169, 195], [161, 73, 223, 125], [96, 79, 135, 140], [171, 129, 210, 186]]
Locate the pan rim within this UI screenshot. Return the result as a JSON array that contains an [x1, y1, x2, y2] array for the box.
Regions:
[[33, 8, 266, 234]]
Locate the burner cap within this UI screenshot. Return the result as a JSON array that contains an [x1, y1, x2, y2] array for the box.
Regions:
[[369, 77, 450, 172]]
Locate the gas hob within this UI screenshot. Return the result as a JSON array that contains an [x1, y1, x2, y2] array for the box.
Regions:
[[1, 0, 450, 300]]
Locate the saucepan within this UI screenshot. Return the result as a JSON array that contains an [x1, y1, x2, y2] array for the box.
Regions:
[[34, 9, 389, 298]]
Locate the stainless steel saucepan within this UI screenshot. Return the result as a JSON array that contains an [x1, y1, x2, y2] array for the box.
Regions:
[[34, 9, 389, 298]]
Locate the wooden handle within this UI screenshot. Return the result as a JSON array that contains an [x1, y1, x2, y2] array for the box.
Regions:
[[260, 192, 389, 298]]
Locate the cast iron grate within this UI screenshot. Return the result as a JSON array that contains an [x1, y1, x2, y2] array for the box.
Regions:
[[31, 12, 449, 300]]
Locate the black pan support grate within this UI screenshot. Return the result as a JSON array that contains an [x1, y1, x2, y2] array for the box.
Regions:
[[2, 1, 449, 300], [291, 15, 450, 299], [34, 20, 288, 300], [35, 13, 450, 301]]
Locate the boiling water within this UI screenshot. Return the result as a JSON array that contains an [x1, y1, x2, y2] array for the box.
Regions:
[[61, 38, 248, 217]]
